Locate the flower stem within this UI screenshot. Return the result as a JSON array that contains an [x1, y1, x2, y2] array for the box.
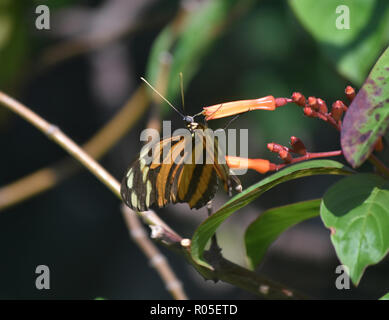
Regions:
[[274, 150, 343, 170]]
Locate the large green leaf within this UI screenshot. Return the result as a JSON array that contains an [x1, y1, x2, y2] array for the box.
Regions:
[[321, 173, 389, 285], [245, 199, 321, 269], [289, 0, 389, 85], [146, 0, 253, 110], [191, 160, 353, 268], [341, 46, 389, 168]]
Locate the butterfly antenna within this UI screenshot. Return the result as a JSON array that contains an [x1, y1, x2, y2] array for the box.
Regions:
[[179, 72, 185, 113], [223, 114, 240, 130], [140, 77, 185, 118], [192, 110, 204, 119]]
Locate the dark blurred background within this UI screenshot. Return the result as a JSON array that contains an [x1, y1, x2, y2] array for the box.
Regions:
[[0, 0, 389, 299]]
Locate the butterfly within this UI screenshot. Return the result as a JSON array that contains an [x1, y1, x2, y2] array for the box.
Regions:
[[120, 77, 242, 212]]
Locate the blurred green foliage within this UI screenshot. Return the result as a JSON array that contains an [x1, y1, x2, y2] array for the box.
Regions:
[[146, 0, 255, 110], [0, 0, 29, 89], [290, 0, 389, 85]]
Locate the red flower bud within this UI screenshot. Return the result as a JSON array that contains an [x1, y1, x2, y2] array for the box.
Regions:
[[308, 97, 318, 110], [290, 136, 306, 155], [317, 98, 328, 114], [303, 106, 314, 117], [279, 149, 292, 163], [336, 100, 348, 112], [345, 86, 356, 101], [267, 143, 286, 154], [331, 102, 343, 121], [291, 92, 306, 107]]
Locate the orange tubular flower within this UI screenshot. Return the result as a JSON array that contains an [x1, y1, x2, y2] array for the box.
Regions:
[[226, 156, 271, 174], [203, 96, 276, 120]]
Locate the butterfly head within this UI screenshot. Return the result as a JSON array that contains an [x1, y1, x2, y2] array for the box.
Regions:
[[184, 115, 199, 132], [183, 115, 194, 124]]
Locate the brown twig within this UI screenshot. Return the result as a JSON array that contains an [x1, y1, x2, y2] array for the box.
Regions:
[[121, 205, 187, 300], [180, 241, 304, 299], [0, 91, 121, 196]]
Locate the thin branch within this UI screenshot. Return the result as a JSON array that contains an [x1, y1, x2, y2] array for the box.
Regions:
[[121, 205, 187, 300], [202, 251, 304, 299], [180, 241, 304, 300], [140, 217, 304, 299], [0, 91, 120, 196], [273, 150, 343, 170]]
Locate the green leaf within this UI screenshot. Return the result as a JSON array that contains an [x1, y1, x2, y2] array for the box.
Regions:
[[146, 0, 254, 111], [245, 199, 321, 269], [321, 173, 389, 285], [289, 0, 389, 85], [341, 46, 389, 168], [379, 292, 389, 300], [191, 160, 353, 268]]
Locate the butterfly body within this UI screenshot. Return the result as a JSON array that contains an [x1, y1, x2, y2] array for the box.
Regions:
[[120, 120, 241, 212]]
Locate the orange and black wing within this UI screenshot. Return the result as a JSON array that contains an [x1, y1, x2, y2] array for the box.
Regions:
[[120, 128, 241, 211]]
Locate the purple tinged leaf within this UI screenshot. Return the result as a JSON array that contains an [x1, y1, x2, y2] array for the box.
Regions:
[[341, 46, 389, 167]]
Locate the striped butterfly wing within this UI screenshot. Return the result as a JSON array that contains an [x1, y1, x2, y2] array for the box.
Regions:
[[201, 126, 242, 196], [121, 136, 177, 211], [175, 130, 219, 209], [120, 124, 241, 211]]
